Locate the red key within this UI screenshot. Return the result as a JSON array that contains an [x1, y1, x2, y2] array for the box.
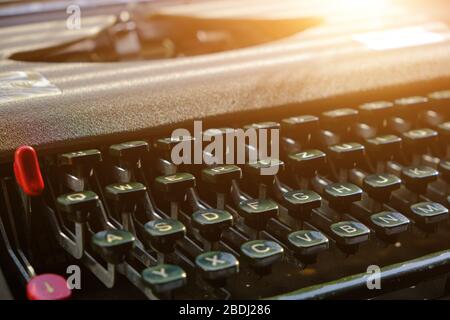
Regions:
[[14, 146, 44, 196], [27, 274, 71, 300]]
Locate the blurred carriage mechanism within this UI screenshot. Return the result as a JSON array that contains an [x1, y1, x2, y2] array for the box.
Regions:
[[9, 5, 322, 62]]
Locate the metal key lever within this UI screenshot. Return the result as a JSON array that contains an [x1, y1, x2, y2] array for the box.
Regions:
[[82, 252, 116, 288], [117, 263, 159, 299], [230, 180, 275, 239], [187, 189, 234, 251], [0, 194, 72, 300], [201, 164, 242, 210], [0, 177, 37, 282], [82, 233, 154, 290], [105, 182, 147, 235], [0, 204, 34, 283], [109, 141, 151, 183], [44, 205, 86, 259], [111, 166, 132, 183], [273, 178, 322, 230], [57, 149, 102, 192]]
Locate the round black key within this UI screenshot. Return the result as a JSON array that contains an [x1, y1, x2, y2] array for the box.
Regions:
[[370, 211, 410, 237], [201, 165, 242, 193], [439, 160, 450, 182], [144, 219, 186, 253], [429, 90, 450, 101], [154, 173, 196, 201], [328, 142, 365, 168], [57, 191, 100, 223], [287, 230, 329, 257], [195, 251, 239, 281], [141, 264, 187, 294], [394, 96, 428, 120], [323, 183, 362, 211], [358, 101, 393, 126], [419, 110, 446, 128], [105, 182, 147, 203], [365, 135, 402, 161], [243, 122, 280, 155], [437, 122, 450, 151], [281, 115, 319, 141], [402, 128, 438, 152], [401, 166, 439, 194], [240, 240, 283, 269], [203, 128, 235, 140], [245, 158, 284, 184], [202, 128, 235, 162], [244, 121, 280, 131], [282, 190, 321, 220], [438, 122, 450, 136], [288, 149, 326, 177], [321, 108, 359, 134], [192, 209, 233, 242], [155, 136, 195, 160], [109, 141, 149, 161], [410, 202, 449, 225], [363, 174, 401, 202], [426, 91, 450, 125], [330, 221, 370, 246], [238, 199, 278, 230], [58, 149, 102, 167], [92, 229, 135, 264]]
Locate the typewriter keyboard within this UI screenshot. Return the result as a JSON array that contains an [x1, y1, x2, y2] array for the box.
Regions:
[[0, 88, 449, 300]]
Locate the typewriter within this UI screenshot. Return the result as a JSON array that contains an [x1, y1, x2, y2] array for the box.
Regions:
[[0, 0, 448, 300]]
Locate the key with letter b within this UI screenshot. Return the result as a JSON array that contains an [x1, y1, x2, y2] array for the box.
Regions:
[[330, 221, 370, 250]]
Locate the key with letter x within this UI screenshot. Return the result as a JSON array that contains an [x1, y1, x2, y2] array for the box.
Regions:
[[195, 251, 239, 286]]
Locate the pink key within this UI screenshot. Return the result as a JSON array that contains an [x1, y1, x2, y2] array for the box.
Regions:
[[27, 274, 71, 300]]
